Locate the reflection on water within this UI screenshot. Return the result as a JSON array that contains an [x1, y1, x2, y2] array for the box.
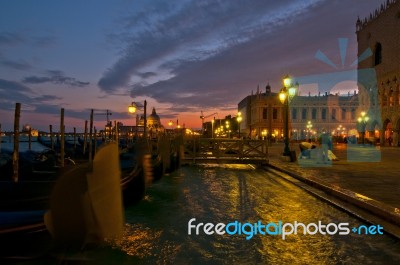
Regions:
[[107, 164, 400, 264], [1, 136, 48, 153]]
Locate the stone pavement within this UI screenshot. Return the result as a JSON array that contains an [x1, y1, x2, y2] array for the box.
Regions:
[[266, 142, 400, 209]]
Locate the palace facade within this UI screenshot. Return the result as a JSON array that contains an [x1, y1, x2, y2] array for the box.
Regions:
[[238, 84, 359, 142], [356, 0, 400, 146]]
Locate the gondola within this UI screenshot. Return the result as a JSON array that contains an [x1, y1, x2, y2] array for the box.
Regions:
[[0, 144, 146, 239]]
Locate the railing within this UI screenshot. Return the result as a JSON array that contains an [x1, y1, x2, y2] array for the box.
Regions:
[[181, 137, 268, 165]]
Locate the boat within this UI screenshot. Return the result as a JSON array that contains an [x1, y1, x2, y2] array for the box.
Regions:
[[0, 144, 146, 238]]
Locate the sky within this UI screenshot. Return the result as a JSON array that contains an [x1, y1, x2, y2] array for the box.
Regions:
[[0, 0, 384, 132]]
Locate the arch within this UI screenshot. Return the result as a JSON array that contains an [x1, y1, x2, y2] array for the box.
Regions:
[[374, 42, 382, 66], [382, 118, 393, 146]]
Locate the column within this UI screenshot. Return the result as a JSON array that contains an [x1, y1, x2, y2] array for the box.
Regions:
[[380, 129, 385, 146]]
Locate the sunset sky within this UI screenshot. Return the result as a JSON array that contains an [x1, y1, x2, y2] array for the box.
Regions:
[[0, 0, 383, 132]]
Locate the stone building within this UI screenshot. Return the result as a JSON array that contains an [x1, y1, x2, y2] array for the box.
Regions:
[[119, 107, 165, 138], [356, 0, 400, 146], [238, 84, 359, 142], [139, 107, 165, 136]]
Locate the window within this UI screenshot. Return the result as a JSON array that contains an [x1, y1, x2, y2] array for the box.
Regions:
[[292, 108, 297, 120], [374, 43, 382, 66], [321, 108, 327, 120], [273, 108, 278, 119], [389, 89, 394, 106], [341, 108, 346, 120], [262, 108, 268, 119], [351, 108, 356, 120], [312, 108, 317, 120], [302, 108, 307, 119], [331, 108, 336, 120]]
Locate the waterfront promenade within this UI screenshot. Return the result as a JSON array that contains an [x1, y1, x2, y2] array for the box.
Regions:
[[267, 143, 400, 209]]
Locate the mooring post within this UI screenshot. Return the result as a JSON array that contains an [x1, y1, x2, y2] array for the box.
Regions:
[[0, 123, 2, 154], [28, 127, 32, 151], [83, 120, 88, 155], [94, 127, 97, 156], [49, 124, 54, 150], [12, 103, 21, 182], [73, 127, 76, 151], [60, 108, 65, 168], [89, 109, 93, 164]]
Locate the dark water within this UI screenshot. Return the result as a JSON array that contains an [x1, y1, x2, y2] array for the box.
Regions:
[[110, 164, 400, 264], [6, 164, 400, 264]]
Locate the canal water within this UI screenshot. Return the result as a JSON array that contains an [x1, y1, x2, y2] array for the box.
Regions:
[[3, 157, 400, 264], [0, 136, 48, 153], [102, 164, 399, 264]]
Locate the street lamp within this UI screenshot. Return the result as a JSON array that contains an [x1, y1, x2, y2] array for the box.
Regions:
[[225, 120, 230, 138], [237, 112, 242, 138], [306, 121, 312, 141], [211, 118, 215, 138], [261, 129, 267, 140], [357, 111, 369, 144], [128, 100, 147, 138], [279, 75, 298, 156], [167, 120, 173, 135], [336, 124, 342, 143]]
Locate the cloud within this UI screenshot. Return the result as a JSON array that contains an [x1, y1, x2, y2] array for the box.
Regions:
[[33, 95, 63, 102], [32, 35, 57, 47], [0, 58, 32, 71], [137, 71, 158, 79], [0, 31, 56, 48], [98, 0, 324, 94], [22, 70, 90, 87], [0, 32, 25, 46], [0, 78, 64, 113], [0, 78, 32, 93], [95, 0, 381, 116]]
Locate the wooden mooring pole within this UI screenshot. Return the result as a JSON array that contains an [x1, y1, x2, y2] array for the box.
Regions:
[[28, 127, 32, 151], [89, 109, 93, 164], [49, 125, 54, 150], [94, 127, 97, 156], [60, 108, 65, 168], [83, 120, 88, 155], [73, 127, 77, 152], [13, 103, 21, 182], [0, 123, 2, 154]]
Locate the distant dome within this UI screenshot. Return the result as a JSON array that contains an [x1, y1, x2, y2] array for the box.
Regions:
[[139, 107, 162, 128], [22, 124, 32, 132], [148, 107, 160, 123]]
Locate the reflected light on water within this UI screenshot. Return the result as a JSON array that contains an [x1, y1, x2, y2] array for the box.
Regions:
[[105, 164, 400, 264]]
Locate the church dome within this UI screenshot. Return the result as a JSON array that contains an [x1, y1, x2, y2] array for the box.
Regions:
[[148, 107, 160, 122]]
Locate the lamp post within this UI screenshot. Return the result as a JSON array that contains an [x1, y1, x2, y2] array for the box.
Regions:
[[237, 112, 242, 138], [357, 111, 369, 144], [211, 118, 215, 138], [279, 75, 298, 156], [336, 125, 341, 143], [261, 129, 267, 140], [128, 100, 147, 138], [306, 121, 312, 141], [225, 120, 230, 138], [168, 120, 173, 135]]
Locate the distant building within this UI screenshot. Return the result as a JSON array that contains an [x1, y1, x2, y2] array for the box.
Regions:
[[237, 84, 359, 142], [140, 107, 165, 137], [118, 107, 165, 139], [356, 0, 400, 146], [21, 124, 39, 136]]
